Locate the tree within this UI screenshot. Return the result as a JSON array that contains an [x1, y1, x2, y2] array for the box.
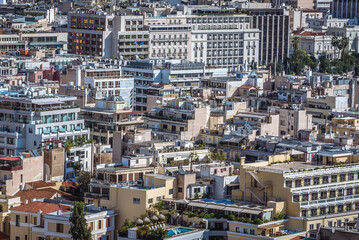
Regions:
[[69, 201, 91, 240], [287, 49, 317, 75], [331, 36, 339, 59], [147, 228, 168, 240], [292, 36, 300, 51], [338, 37, 349, 60], [318, 55, 331, 73]]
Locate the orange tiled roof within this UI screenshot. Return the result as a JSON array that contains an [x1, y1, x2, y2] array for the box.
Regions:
[[26, 181, 56, 189], [0, 157, 20, 161], [239, 85, 255, 89], [61, 181, 80, 189], [15, 188, 79, 203], [10, 201, 71, 214]]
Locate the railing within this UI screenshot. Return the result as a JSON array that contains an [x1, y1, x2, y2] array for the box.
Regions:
[[0, 165, 23, 171], [300, 194, 359, 207]]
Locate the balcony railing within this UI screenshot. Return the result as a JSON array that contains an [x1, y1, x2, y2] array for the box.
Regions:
[[300, 194, 359, 207]]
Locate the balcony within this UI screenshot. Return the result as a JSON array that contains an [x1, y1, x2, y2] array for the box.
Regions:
[[300, 194, 359, 208]]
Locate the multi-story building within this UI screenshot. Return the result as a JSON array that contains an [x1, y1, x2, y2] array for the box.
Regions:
[[83, 68, 135, 108], [327, 25, 359, 54], [146, 84, 178, 111], [122, 58, 227, 111], [235, 159, 359, 233], [144, 98, 210, 141], [0, 88, 89, 156], [9, 199, 116, 240], [117, 15, 149, 60], [314, 0, 333, 11], [20, 32, 68, 50], [0, 153, 43, 196], [148, 24, 192, 60], [332, 0, 359, 19], [187, 14, 260, 72], [285, 0, 314, 8], [279, 108, 313, 138], [0, 34, 27, 53], [67, 9, 116, 57], [291, 30, 335, 59], [251, 9, 290, 66], [65, 143, 92, 180], [81, 96, 144, 145]]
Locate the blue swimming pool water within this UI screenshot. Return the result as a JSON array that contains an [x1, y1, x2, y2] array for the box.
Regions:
[[168, 227, 194, 236]]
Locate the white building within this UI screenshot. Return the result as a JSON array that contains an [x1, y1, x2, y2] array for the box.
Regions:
[[308, 14, 349, 32], [0, 88, 89, 157], [66, 143, 93, 180]]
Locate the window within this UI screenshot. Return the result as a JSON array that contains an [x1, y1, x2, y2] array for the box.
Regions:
[[285, 180, 292, 188], [313, 177, 320, 185], [340, 174, 346, 182], [293, 195, 300, 202], [156, 196, 161, 202], [169, 189, 173, 195], [302, 194, 309, 201], [249, 229, 255, 235], [25, 216, 28, 223], [133, 198, 140, 204], [328, 221, 333, 227], [243, 228, 248, 234], [178, 187, 183, 193], [16, 215, 20, 226], [301, 210, 307, 217], [56, 223, 64, 233], [311, 193, 318, 200], [304, 178, 311, 186], [322, 176, 329, 184], [148, 198, 153, 204], [98, 220, 102, 229], [235, 227, 241, 232], [295, 179, 301, 187], [331, 175, 337, 183], [309, 224, 314, 230]]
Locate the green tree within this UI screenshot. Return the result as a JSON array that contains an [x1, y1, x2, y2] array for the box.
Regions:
[[292, 36, 300, 51], [331, 36, 339, 59], [69, 201, 91, 240], [318, 55, 331, 73], [288, 49, 316, 75], [147, 228, 168, 240], [338, 37, 349, 60]]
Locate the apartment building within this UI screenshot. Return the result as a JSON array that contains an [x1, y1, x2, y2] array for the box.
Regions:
[[332, 0, 359, 19], [149, 24, 192, 60], [83, 68, 135, 108], [187, 14, 260, 72], [20, 32, 68, 50], [67, 9, 116, 57], [326, 116, 359, 137], [117, 15, 149, 60], [85, 164, 157, 204], [251, 9, 290, 66], [81, 96, 144, 145], [0, 195, 20, 236], [146, 84, 178, 111], [0, 88, 89, 156], [279, 108, 313, 138], [0, 153, 43, 196], [144, 98, 210, 141], [122, 58, 226, 111], [99, 173, 176, 227], [9, 199, 116, 240], [0, 34, 27, 53], [65, 143, 92, 180], [234, 160, 359, 233]]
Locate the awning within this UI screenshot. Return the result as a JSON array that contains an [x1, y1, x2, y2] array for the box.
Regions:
[[207, 205, 226, 210], [188, 202, 207, 208], [242, 209, 262, 215], [224, 207, 243, 213], [258, 223, 284, 229]]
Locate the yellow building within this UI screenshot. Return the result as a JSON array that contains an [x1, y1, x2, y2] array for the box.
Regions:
[[9, 200, 116, 240], [234, 160, 359, 235], [0, 195, 21, 236], [99, 174, 177, 228], [326, 117, 359, 137]]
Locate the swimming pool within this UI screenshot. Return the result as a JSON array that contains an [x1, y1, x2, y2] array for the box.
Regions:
[[168, 227, 194, 236]]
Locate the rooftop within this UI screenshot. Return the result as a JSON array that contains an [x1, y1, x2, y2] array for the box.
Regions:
[[10, 201, 71, 214]]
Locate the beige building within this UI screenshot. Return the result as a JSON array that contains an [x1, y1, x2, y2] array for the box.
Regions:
[[10, 200, 116, 240], [0, 154, 43, 196], [98, 174, 176, 228], [0, 195, 20, 236], [279, 108, 313, 138], [233, 160, 359, 233]]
